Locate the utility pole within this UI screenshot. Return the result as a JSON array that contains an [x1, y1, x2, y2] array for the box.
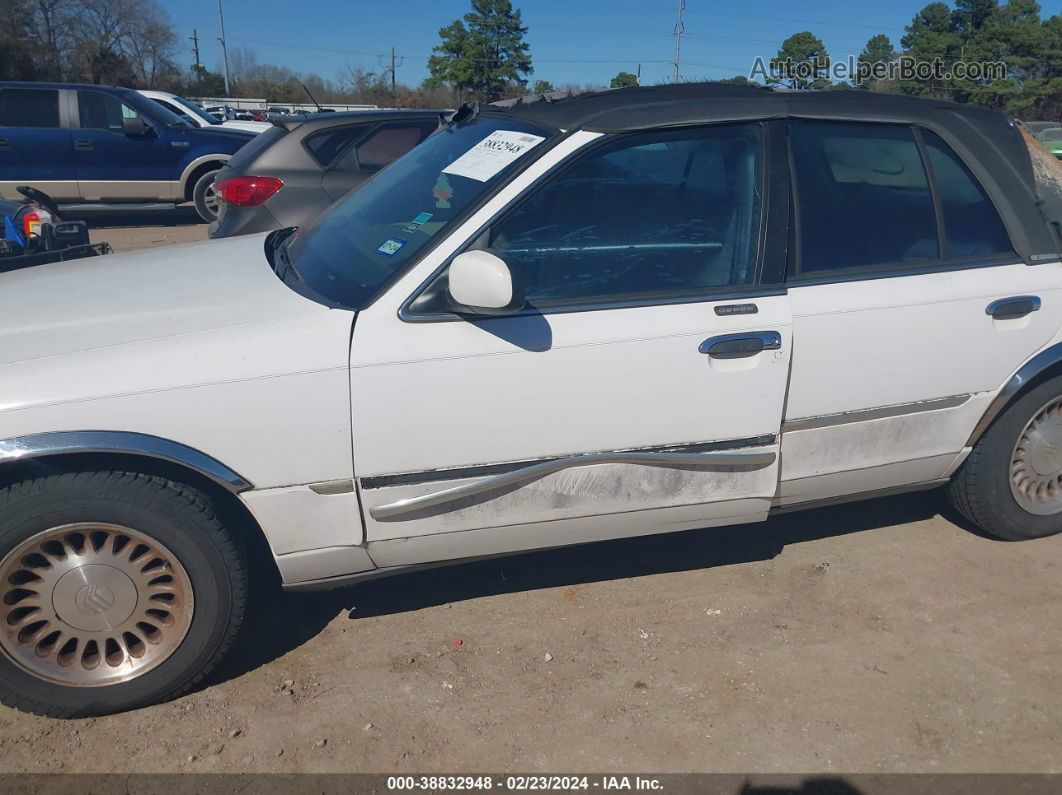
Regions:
[[190, 28, 201, 70], [391, 47, 397, 107], [217, 0, 231, 95], [636, 63, 641, 85], [378, 48, 404, 107], [673, 0, 685, 83]]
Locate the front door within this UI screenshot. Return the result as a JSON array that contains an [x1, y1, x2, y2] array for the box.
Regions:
[[73, 90, 180, 202], [350, 122, 793, 567]]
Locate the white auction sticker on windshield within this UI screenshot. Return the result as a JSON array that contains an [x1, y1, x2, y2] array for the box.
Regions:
[[442, 130, 546, 182]]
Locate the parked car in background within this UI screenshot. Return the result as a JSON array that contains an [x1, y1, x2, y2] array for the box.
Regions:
[[210, 108, 439, 237], [1, 84, 1061, 718], [1037, 127, 1062, 159], [138, 91, 270, 135], [0, 82, 254, 222]]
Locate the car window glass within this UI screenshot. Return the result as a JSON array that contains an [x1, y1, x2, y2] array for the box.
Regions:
[[151, 98, 192, 123], [920, 130, 1013, 259], [482, 123, 763, 306], [0, 88, 60, 128], [356, 124, 434, 170], [304, 125, 368, 167], [790, 121, 938, 274], [78, 92, 140, 132]]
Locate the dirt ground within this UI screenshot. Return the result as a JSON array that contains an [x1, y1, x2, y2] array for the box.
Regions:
[[1, 220, 1060, 777]]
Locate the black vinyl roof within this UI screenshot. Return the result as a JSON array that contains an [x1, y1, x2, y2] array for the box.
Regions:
[[493, 82, 1061, 263], [498, 81, 992, 133]]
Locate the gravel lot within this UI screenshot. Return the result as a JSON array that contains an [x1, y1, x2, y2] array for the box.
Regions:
[[1, 220, 1060, 778]]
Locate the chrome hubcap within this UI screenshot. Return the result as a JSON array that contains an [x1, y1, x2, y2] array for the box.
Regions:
[[1011, 396, 1062, 515], [203, 183, 219, 215], [0, 523, 194, 687]]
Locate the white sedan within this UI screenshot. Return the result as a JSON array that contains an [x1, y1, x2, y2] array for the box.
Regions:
[[138, 90, 271, 135], [2, 83, 1061, 717]]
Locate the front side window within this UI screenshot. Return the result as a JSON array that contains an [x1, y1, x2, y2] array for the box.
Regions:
[[478, 123, 763, 306], [921, 130, 1013, 259], [0, 89, 60, 128], [789, 121, 938, 274], [281, 115, 556, 309], [78, 92, 141, 132]]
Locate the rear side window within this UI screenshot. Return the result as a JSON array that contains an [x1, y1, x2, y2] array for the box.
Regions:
[[0, 88, 60, 128], [790, 122, 938, 274], [921, 130, 1013, 259], [353, 124, 435, 170], [304, 125, 368, 167], [78, 91, 140, 132]]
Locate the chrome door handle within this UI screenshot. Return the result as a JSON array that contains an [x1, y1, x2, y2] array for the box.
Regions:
[[699, 331, 782, 359], [987, 296, 1040, 320]]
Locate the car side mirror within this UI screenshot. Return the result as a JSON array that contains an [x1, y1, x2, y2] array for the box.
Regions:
[[123, 117, 151, 137], [446, 250, 525, 316]]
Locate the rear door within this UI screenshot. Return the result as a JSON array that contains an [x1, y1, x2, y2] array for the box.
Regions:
[[73, 89, 180, 202], [321, 121, 436, 202], [779, 120, 1062, 505], [350, 122, 793, 567], [0, 86, 76, 202]]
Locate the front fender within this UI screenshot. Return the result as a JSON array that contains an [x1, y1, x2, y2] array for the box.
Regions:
[[0, 431, 252, 493]]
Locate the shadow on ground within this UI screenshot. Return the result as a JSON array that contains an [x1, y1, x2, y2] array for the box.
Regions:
[[208, 489, 957, 690]]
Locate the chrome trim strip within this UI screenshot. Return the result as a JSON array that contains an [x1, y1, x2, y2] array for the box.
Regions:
[[309, 479, 355, 496], [783, 394, 971, 433], [0, 431, 253, 493], [968, 341, 1062, 445], [369, 449, 776, 521], [361, 434, 777, 490]]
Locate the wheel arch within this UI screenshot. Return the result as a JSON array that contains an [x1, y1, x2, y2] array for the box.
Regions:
[[179, 155, 230, 202], [0, 431, 279, 585], [968, 341, 1062, 446]]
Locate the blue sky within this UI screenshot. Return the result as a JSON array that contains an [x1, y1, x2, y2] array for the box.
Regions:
[[165, 0, 938, 89]]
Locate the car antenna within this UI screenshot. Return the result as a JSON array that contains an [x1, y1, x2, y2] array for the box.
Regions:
[[302, 83, 323, 112]]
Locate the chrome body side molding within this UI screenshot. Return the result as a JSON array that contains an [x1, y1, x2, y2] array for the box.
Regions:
[[782, 394, 971, 433], [967, 341, 1062, 445], [369, 449, 776, 521], [0, 431, 253, 493]]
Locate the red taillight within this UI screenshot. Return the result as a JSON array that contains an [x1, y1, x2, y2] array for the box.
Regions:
[[22, 211, 41, 238], [215, 176, 284, 207]]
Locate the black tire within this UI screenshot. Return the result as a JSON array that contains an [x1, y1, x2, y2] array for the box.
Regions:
[[192, 168, 221, 222], [949, 376, 1062, 540], [0, 470, 246, 717]]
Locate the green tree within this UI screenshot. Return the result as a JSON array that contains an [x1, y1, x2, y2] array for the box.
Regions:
[[897, 0, 1060, 116], [769, 31, 831, 89], [857, 34, 896, 87], [427, 0, 533, 102], [610, 71, 639, 88], [532, 79, 554, 94]]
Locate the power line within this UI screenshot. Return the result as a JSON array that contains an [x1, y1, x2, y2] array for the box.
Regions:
[[231, 38, 678, 65]]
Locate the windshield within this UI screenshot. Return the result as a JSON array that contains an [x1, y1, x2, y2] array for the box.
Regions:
[[121, 89, 190, 128], [282, 115, 557, 309], [171, 95, 220, 125]]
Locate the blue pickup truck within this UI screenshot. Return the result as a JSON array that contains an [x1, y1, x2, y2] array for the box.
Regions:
[[0, 82, 255, 222]]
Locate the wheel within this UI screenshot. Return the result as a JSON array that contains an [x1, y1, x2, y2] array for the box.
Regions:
[[950, 375, 1062, 540], [192, 169, 221, 222], [0, 471, 246, 717]]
